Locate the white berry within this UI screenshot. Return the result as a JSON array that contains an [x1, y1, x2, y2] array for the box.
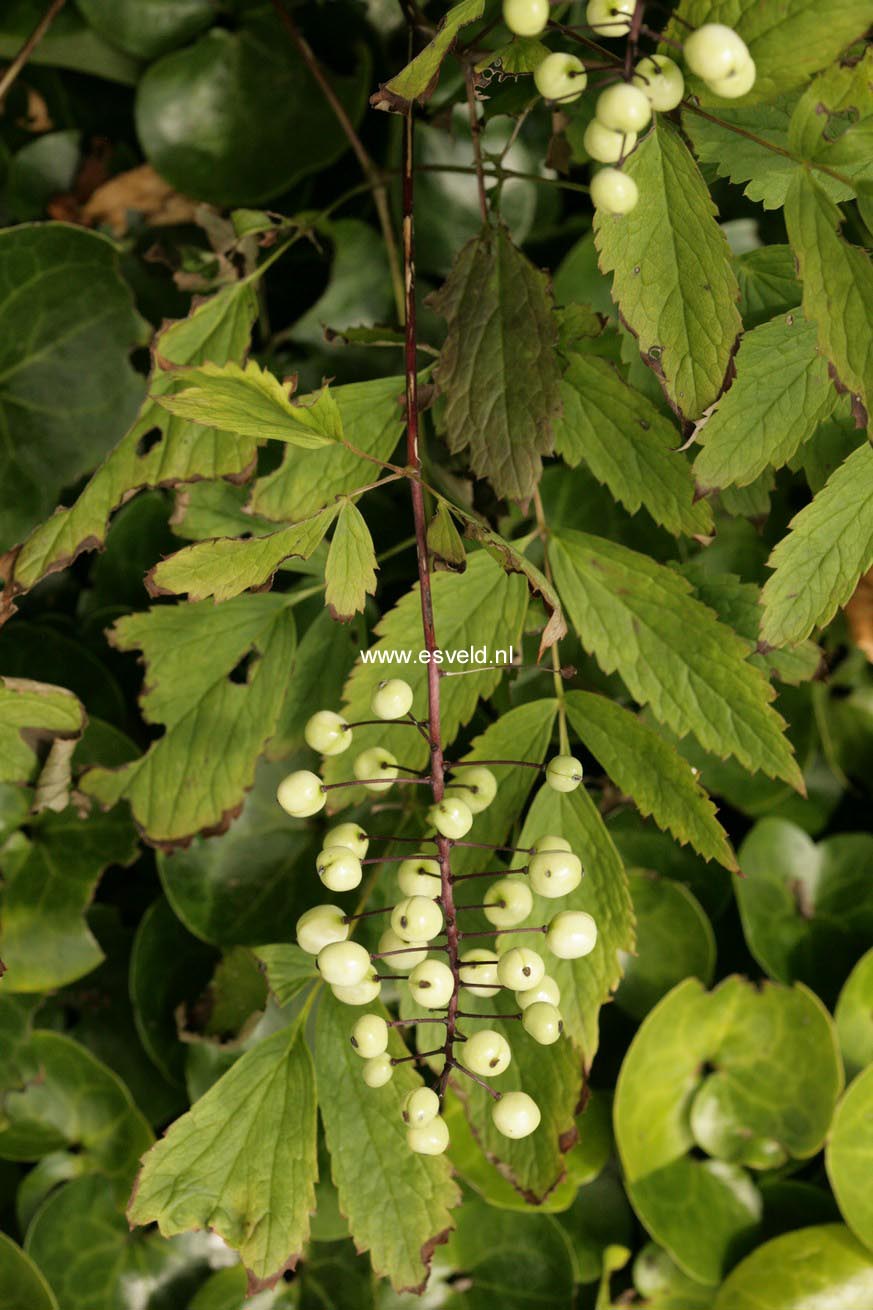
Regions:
[[362, 1053, 394, 1087], [397, 856, 441, 897], [371, 678, 414, 720], [583, 119, 637, 164], [276, 770, 325, 818], [446, 767, 497, 815], [683, 23, 751, 82], [464, 1029, 512, 1076], [459, 949, 501, 998], [316, 847, 363, 893], [547, 910, 597, 958], [528, 849, 583, 898], [709, 58, 756, 99], [408, 959, 455, 1008], [351, 1013, 389, 1058], [391, 896, 444, 943], [502, 0, 549, 38], [518, 974, 561, 1009], [484, 877, 533, 928], [354, 747, 399, 792], [402, 1086, 440, 1127], [492, 1090, 541, 1139], [586, 0, 633, 36], [429, 796, 473, 840], [522, 1001, 563, 1045], [596, 83, 652, 133], [296, 904, 349, 955], [534, 52, 587, 104], [590, 167, 639, 215], [324, 822, 369, 860], [378, 928, 429, 972], [332, 975, 381, 1006], [498, 947, 546, 991], [317, 939, 371, 987], [304, 710, 351, 756], [633, 54, 685, 111], [408, 1115, 450, 1155]]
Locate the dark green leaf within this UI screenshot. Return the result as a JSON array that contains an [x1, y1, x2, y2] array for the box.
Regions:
[[76, 0, 214, 60], [616, 873, 716, 1021], [373, 0, 484, 109], [0, 1231, 58, 1310], [439, 1199, 575, 1310], [713, 1225, 873, 1309]]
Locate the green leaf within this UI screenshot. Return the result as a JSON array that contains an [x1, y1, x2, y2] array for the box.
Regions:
[[254, 945, 318, 1007], [148, 504, 338, 602], [439, 1200, 576, 1310], [129, 1024, 318, 1282], [759, 442, 873, 647], [0, 5, 140, 82], [683, 98, 801, 209], [564, 690, 736, 870], [80, 595, 295, 846], [608, 809, 733, 920], [554, 353, 712, 537], [75, 0, 214, 60], [595, 121, 741, 421], [789, 48, 873, 189], [836, 950, 873, 1082], [556, 1172, 636, 1286], [0, 1231, 58, 1310], [735, 247, 801, 329], [736, 818, 873, 1005], [0, 677, 85, 785], [550, 530, 802, 788], [169, 480, 278, 543], [693, 312, 838, 493], [0, 805, 138, 992], [427, 502, 467, 571], [615, 978, 843, 1282], [713, 1225, 873, 1310], [289, 218, 393, 348], [0, 224, 147, 552], [158, 361, 341, 448], [315, 990, 460, 1293], [785, 171, 873, 411], [616, 873, 716, 1022], [270, 608, 362, 760], [827, 1065, 873, 1252], [324, 499, 378, 621], [429, 222, 562, 502], [2, 280, 257, 613], [372, 0, 484, 110]]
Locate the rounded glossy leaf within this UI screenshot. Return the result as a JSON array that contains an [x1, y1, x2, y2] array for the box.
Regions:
[[827, 1065, 873, 1252], [836, 949, 873, 1081], [439, 1199, 576, 1310], [608, 810, 733, 919], [713, 1224, 873, 1310], [0, 1231, 58, 1310], [616, 871, 716, 1020], [76, 0, 214, 59]]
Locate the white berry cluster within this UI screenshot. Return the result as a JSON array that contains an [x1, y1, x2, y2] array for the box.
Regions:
[[500, 1, 755, 216], [276, 677, 598, 1155]]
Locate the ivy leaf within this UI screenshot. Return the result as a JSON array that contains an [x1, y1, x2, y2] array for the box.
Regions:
[[550, 530, 803, 789], [324, 500, 378, 621], [80, 595, 295, 846], [147, 504, 338, 602], [157, 360, 341, 448], [315, 990, 460, 1293], [595, 121, 741, 422], [564, 691, 736, 871], [759, 442, 873, 647], [1, 281, 257, 619], [371, 0, 484, 111], [254, 945, 318, 1006], [429, 223, 562, 502], [554, 353, 712, 536], [713, 1225, 873, 1310], [693, 311, 838, 493], [0, 1231, 58, 1310], [0, 677, 85, 786]]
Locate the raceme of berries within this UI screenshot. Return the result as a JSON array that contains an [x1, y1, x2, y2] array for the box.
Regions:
[[534, 53, 588, 104], [502, 0, 549, 38]]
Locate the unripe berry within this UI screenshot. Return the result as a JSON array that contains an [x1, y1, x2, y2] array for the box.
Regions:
[[351, 1013, 389, 1058], [522, 1001, 563, 1045], [633, 54, 685, 111], [502, 0, 549, 38], [429, 796, 473, 840], [362, 1053, 394, 1087], [590, 168, 639, 215], [402, 1086, 440, 1127], [517, 974, 561, 1009], [528, 849, 583, 899], [583, 119, 637, 164], [324, 822, 368, 860], [408, 1115, 450, 1155], [484, 877, 533, 928], [397, 856, 441, 897], [547, 910, 597, 958], [530, 834, 572, 855], [534, 52, 587, 104], [586, 0, 633, 36], [378, 928, 428, 972], [596, 83, 652, 134], [332, 975, 381, 1006], [316, 847, 363, 892], [304, 710, 351, 756], [296, 904, 349, 955], [276, 770, 325, 818], [710, 58, 756, 99], [459, 949, 500, 998], [391, 896, 444, 943], [683, 23, 751, 82], [546, 755, 584, 793], [464, 1028, 512, 1076], [446, 767, 497, 815], [371, 678, 414, 720], [492, 1090, 541, 1139], [408, 959, 455, 1008], [317, 939, 371, 986], [354, 747, 399, 792], [498, 947, 546, 991]]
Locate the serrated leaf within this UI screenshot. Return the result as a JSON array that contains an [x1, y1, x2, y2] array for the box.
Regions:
[[315, 990, 460, 1292], [564, 691, 736, 871], [595, 121, 741, 421], [0, 677, 85, 785], [693, 311, 838, 493], [129, 1025, 317, 1283], [427, 502, 467, 572], [157, 359, 341, 448], [372, 0, 484, 110], [683, 97, 802, 209], [254, 945, 318, 1006], [789, 48, 873, 188], [430, 222, 562, 501], [80, 595, 295, 846], [554, 353, 713, 536], [550, 530, 802, 788], [324, 499, 378, 621], [760, 442, 873, 647], [1, 281, 257, 618], [148, 504, 338, 602], [735, 247, 801, 328]]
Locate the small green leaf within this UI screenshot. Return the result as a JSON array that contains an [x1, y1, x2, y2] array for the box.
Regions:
[[836, 950, 873, 1083], [716, 1225, 873, 1309], [427, 502, 467, 572], [440, 1200, 576, 1310], [0, 1230, 58, 1310], [129, 1025, 318, 1283], [0, 677, 85, 786], [254, 944, 319, 1007], [595, 121, 741, 421], [324, 499, 378, 621], [827, 1066, 873, 1252], [616, 873, 716, 1022], [372, 0, 484, 109], [735, 247, 801, 328]]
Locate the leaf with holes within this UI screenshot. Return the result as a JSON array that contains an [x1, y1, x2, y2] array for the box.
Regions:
[[324, 499, 378, 621], [0, 677, 85, 786]]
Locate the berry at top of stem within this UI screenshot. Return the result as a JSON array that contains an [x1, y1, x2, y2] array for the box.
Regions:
[[522, 1001, 563, 1045], [407, 1115, 450, 1155], [530, 834, 572, 854], [709, 58, 756, 99], [304, 709, 351, 756], [316, 847, 363, 892], [332, 974, 382, 1006], [377, 928, 429, 972], [397, 856, 442, 897], [528, 848, 583, 899], [683, 23, 751, 82], [502, 0, 549, 39], [459, 949, 501, 997], [354, 747, 399, 792], [277, 770, 325, 818], [534, 52, 588, 104], [492, 1090, 541, 1139], [517, 974, 561, 1009], [317, 939, 371, 987], [633, 54, 685, 112], [351, 1013, 389, 1058], [371, 678, 414, 721], [362, 1052, 394, 1087], [408, 958, 455, 1008], [324, 822, 369, 860], [547, 910, 598, 959], [402, 1086, 440, 1127], [595, 83, 652, 134]]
